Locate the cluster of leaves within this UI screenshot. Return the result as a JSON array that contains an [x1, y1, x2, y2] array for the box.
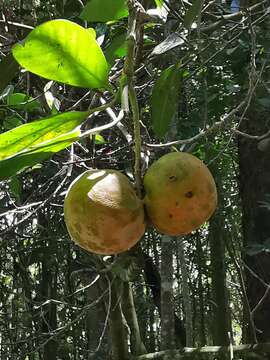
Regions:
[[0, 0, 210, 181]]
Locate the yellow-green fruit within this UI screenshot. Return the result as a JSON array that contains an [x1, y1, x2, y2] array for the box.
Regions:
[[143, 152, 217, 235], [64, 169, 145, 255]]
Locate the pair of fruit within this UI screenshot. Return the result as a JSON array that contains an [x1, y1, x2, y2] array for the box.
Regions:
[[64, 152, 217, 255]]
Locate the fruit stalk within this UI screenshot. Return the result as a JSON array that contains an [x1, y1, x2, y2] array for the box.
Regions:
[[123, 0, 143, 197]]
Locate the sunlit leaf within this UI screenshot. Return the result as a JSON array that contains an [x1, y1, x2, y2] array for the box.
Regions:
[[94, 134, 106, 144], [151, 64, 181, 138], [80, 0, 128, 22], [0, 111, 88, 161], [87, 28, 96, 38], [0, 128, 80, 180], [154, 0, 164, 7], [12, 20, 109, 89]]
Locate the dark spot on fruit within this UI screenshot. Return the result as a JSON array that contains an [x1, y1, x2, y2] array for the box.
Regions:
[[175, 201, 179, 206], [185, 191, 193, 198], [169, 175, 177, 181], [169, 213, 173, 218]]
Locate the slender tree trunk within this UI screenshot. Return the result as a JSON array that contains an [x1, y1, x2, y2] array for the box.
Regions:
[[160, 235, 175, 358], [84, 273, 109, 359], [122, 282, 147, 356], [209, 162, 230, 350], [41, 260, 58, 360], [209, 211, 230, 346], [177, 239, 193, 347], [196, 236, 207, 346], [141, 248, 186, 346]]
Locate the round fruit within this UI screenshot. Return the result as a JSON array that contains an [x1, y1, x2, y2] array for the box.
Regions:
[[64, 169, 145, 255], [143, 152, 217, 235]]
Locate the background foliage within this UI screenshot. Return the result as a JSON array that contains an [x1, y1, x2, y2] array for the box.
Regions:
[[1, 0, 270, 359]]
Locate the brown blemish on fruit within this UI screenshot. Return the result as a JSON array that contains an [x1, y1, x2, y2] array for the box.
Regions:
[[185, 191, 193, 198]]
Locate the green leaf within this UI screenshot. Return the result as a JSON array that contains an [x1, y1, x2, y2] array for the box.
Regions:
[[150, 64, 181, 139], [80, 0, 128, 22], [12, 19, 109, 89], [0, 128, 80, 180], [0, 111, 88, 161], [9, 176, 22, 201], [105, 32, 127, 66], [87, 28, 96, 38], [154, 0, 164, 7], [184, 0, 204, 29], [6, 93, 41, 111], [94, 134, 106, 144], [3, 116, 23, 130], [0, 54, 19, 93]]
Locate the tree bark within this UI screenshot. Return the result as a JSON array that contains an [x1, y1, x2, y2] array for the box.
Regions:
[[109, 279, 129, 360], [238, 109, 270, 343], [209, 182, 230, 347], [40, 260, 58, 360], [177, 239, 193, 347], [160, 235, 175, 357], [141, 250, 186, 347], [122, 282, 147, 356]]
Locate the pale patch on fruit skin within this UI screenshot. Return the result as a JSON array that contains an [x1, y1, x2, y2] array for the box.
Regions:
[[143, 152, 217, 235], [64, 170, 145, 255]]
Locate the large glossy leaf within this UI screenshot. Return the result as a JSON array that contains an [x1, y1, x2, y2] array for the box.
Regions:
[[0, 129, 80, 180], [0, 54, 19, 93], [80, 0, 128, 22], [151, 64, 181, 139], [184, 0, 204, 29], [0, 111, 88, 161], [12, 20, 109, 89]]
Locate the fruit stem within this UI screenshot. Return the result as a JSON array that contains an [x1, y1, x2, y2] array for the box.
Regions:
[[123, 0, 143, 197], [129, 85, 142, 198]]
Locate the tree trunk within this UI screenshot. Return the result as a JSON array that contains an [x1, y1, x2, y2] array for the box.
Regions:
[[41, 260, 58, 360], [122, 282, 147, 356], [142, 249, 186, 347], [177, 239, 193, 347], [238, 109, 270, 343], [160, 235, 175, 357], [209, 200, 230, 347], [109, 279, 129, 360]]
